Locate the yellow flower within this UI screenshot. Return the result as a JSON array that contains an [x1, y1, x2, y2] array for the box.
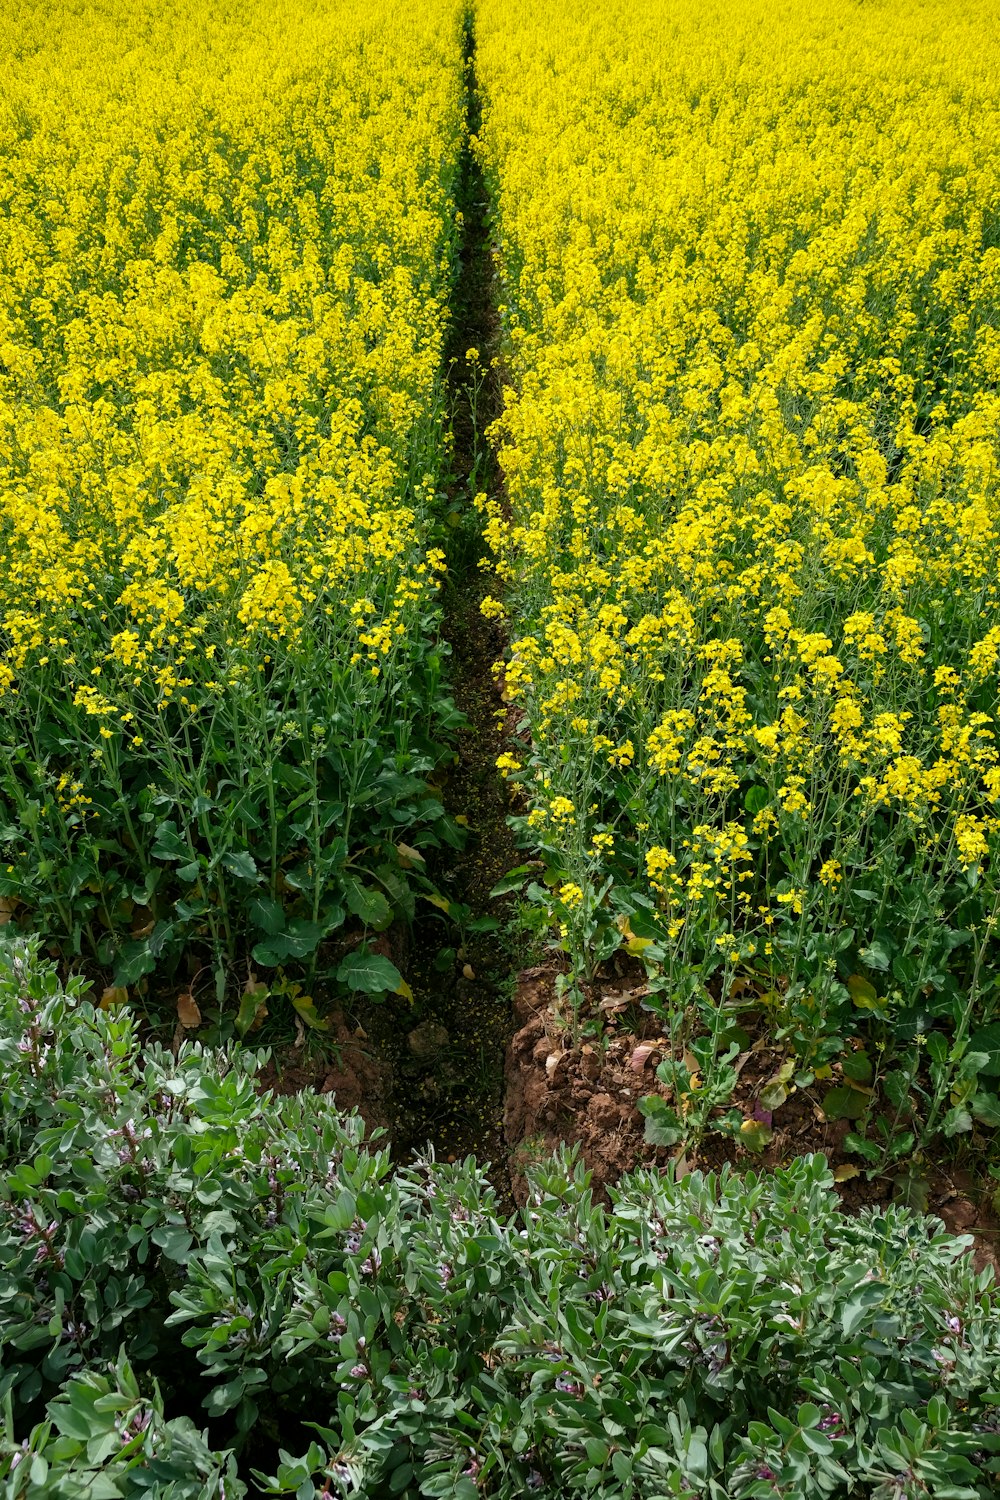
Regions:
[[955, 815, 989, 870]]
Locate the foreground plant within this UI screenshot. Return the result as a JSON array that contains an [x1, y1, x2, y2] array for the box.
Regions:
[[1, 937, 998, 1497], [0, 1356, 241, 1499]]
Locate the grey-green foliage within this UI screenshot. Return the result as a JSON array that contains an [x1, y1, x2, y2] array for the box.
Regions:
[[1, 935, 999, 1499], [1, 1354, 241, 1499]]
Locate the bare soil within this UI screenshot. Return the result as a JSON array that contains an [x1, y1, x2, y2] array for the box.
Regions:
[[503, 960, 1000, 1274], [258, 1005, 389, 1139]]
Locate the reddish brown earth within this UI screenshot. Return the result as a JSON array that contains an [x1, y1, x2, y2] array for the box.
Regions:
[[258, 1004, 390, 1139], [504, 960, 1000, 1275]]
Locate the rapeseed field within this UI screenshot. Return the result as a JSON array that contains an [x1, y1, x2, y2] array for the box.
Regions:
[[0, 0, 465, 995], [478, 0, 1000, 1149], [1, 0, 999, 1153], [3, 2, 1000, 1494]]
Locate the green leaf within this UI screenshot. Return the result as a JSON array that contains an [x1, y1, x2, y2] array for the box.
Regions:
[[335, 950, 404, 996], [638, 1095, 684, 1147], [744, 784, 769, 814], [280, 918, 322, 954], [942, 1105, 973, 1137], [767, 1408, 798, 1441], [892, 1167, 930, 1212], [851, 1128, 881, 1164], [252, 920, 324, 966], [842, 1284, 884, 1338], [204, 1376, 247, 1416], [345, 879, 393, 930], [252, 940, 286, 968], [842, 1051, 873, 1085], [823, 1086, 867, 1121], [113, 940, 158, 987], [739, 1119, 774, 1152], [319, 900, 346, 936], [467, 915, 502, 934], [971, 1092, 1000, 1128], [151, 1225, 194, 1261], [858, 942, 891, 973], [490, 864, 537, 898], [759, 1060, 795, 1112], [926, 1032, 949, 1065], [758, 1079, 789, 1111], [235, 984, 268, 1037], [51, 1399, 94, 1441], [151, 821, 189, 862], [221, 851, 259, 883], [248, 894, 285, 936], [882, 1070, 911, 1111], [968, 1025, 1000, 1077]]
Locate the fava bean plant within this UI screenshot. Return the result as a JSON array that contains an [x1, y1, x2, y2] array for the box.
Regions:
[[1, 936, 998, 1499]]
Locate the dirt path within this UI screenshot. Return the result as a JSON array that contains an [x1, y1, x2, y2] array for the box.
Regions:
[[382, 22, 520, 1195]]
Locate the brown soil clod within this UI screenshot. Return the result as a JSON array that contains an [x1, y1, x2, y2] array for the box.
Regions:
[[504, 962, 645, 1206], [258, 1006, 390, 1142]]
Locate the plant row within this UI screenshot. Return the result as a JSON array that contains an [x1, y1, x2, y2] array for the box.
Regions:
[[474, 0, 1000, 1162], [0, 0, 468, 1006]]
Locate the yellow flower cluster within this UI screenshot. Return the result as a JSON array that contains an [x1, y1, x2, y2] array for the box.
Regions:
[[0, 0, 465, 968], [1, 0, 461, 692], [477, 0, 1000, 1011]]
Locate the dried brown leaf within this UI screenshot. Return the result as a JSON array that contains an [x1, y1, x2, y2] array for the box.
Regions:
[[176, 991, 202, 1029]]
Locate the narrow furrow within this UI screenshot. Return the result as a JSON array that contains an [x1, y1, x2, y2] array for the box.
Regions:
[[386, 17, 519, 1192]]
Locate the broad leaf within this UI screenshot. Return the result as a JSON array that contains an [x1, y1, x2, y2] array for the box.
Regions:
[[335, 950, 404, 996], [221, 851, 259, 883], [638, 1094, 684, 1147], [345, 879, 393, 929]]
